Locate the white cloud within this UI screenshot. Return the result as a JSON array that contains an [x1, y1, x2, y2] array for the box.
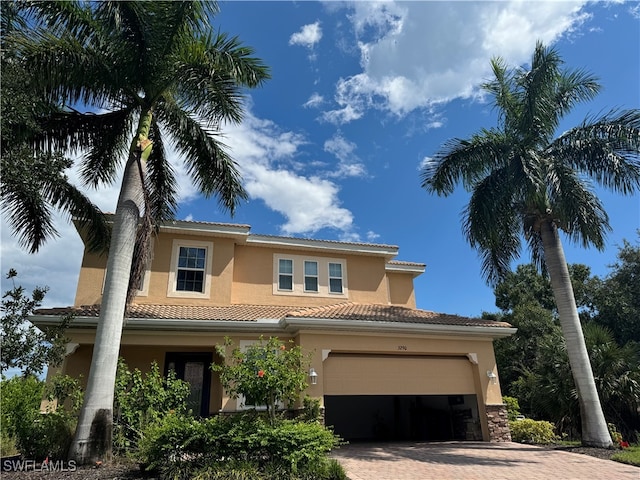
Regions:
[[304, 92, 325, 108], [325, 1, 592, 123], [289, 21, 323, 48], [323, 133, 366, 178], [221, 110, 356, 235], [244, 166, 353, 235]]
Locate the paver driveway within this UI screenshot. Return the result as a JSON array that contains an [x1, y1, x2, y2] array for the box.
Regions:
[[331, 441, 639, 480]]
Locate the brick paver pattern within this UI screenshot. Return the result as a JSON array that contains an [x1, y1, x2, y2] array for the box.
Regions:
[[331, 441, 639, 480]]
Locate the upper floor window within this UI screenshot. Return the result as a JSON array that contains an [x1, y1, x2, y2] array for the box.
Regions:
[[167, 239, 213, 298], [273, 254, 347, 298], [278, 259, 293, 291], [177, 247, 206, 292], [329, 262, 343, 294], [304, 261, 318, 292]]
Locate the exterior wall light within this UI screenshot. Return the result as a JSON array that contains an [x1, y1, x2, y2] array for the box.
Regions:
[[309, 368, 318, 385], [487, 370, 498, 385]]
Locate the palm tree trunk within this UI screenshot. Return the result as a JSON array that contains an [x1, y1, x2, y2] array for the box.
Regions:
[[540, 220, 612, 447], [69, 109, 153, 464]]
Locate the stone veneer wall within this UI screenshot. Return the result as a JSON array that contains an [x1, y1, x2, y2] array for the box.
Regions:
[[485, 404, 512, 442]]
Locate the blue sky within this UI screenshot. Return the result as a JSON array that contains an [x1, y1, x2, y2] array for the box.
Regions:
[[1, 1, 639, 318]]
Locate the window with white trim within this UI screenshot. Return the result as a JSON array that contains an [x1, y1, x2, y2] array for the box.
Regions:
[[272, 254, 347, 298], [304, 261, 318, 292], [328, 262, 343, 294], [278, 258, 293, 291], [177, 247, 206, 292], [167, 239, 213, 298]]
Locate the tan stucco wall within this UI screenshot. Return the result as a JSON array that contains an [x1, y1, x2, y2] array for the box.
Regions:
[[231, 245, 391, 306], [73, 233, 410, 308], [387, 272, 417, 307], [74, 251, 108, 306]]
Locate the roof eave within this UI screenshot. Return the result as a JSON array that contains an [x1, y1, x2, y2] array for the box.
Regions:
[[30, 315, 283, 333], [283, 317, 516, 338], [30, 314, 516, 338]]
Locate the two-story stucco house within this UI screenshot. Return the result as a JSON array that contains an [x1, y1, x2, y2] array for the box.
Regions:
[[32, 218, 515, 442]]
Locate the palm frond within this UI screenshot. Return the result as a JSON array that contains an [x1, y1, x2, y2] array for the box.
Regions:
[[0, 149, 108, 253], [463, 168, 522, 285], [482, 57, 519, 130], [421, 129, 510, 195], [0, 153, 58, 253], [545, 162, 610, 249], [35, 108, 135, 187], [157, 97, 247, 214], [171, 31, 270, 123], [554, 67, 601, 118], [552, 109, 640, 194], [146, 121, 178, 222]]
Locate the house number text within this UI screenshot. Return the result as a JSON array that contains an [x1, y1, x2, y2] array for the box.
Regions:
[[397, 345, 407, 351]]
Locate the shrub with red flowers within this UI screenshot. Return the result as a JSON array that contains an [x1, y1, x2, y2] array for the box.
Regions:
[[213, 336, 310, 423]]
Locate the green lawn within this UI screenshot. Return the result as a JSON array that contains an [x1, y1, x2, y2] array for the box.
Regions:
[[612, 445, 640, 467]]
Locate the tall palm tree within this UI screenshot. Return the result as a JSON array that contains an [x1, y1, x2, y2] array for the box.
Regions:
[[12, 0, 269, 463], [421, 41, 640, 447]]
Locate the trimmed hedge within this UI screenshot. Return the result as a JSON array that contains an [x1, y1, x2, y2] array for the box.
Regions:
[[510, 418, 557, 444]]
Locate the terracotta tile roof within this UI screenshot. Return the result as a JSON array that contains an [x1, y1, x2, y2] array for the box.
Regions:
[[36, 304, 295, 321], [287, 303, 511, 328], [36, 303, 510, 328]]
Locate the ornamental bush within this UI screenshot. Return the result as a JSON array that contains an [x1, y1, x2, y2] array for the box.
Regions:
[[139, 412, 345, 479], [213, 336, 310, 424], [510, 418, 558, 444]]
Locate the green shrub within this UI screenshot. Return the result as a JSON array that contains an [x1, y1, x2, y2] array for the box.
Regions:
[[139, 412, 345, 479], [114, 358, 191, 457], [0, 374, 82, 460], [0, 375, 44, 444], [300, 396, 322, 423], [502, 396, 521, 422], [510, 418, 558, 444]]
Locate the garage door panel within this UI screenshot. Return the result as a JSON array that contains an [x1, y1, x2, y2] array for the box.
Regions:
[[324, 355, 475, 395]]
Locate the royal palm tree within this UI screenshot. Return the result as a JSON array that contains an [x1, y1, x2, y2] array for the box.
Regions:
[[12, 1, 269, 463], [421, 41, 640, 447]]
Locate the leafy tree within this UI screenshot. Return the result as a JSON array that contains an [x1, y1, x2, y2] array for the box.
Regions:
[[0, 3, 108, 254], [9, 1, 269, 463], [422, 41, 640, 447], [491, 302, 561, 394], [1, 269, 69, 377], [213, 337, 309, 424], [513, 323, 640, 442], [591, 236, 640, 345]]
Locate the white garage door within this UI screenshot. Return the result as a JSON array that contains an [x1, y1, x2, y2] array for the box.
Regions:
[[323, 354, 476, 396]]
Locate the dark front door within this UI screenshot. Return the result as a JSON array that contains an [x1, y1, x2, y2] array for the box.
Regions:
[[165, 352, 212, 417]]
